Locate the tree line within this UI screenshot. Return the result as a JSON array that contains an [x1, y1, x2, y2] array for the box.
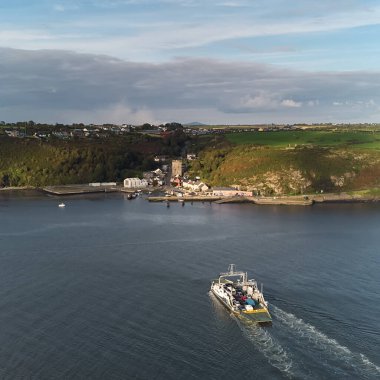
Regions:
[[0, 129, 190, 187]]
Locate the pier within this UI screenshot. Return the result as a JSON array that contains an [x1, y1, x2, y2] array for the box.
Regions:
[[147, 195, 313, 205], [42, 185, 120, 196], [148, 196, 222, 202]]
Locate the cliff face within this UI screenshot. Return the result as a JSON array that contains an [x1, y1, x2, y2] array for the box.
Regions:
[[191, 146, 380, 195], [238, 168, 312, 195]]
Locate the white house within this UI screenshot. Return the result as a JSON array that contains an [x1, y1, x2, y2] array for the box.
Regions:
[[182, 180, 209, 192], [152, 168, 163, 176], [123, 178, 148, 188], [186, 153, 197, 160]]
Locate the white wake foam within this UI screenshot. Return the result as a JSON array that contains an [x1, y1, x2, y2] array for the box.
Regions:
[[210, 291, 380, 379], [235, 316, 297, 378], [272, 305, 380, 378]]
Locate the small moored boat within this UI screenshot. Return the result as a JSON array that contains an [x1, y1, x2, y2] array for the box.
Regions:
[[58, 202, 65, 208], [211, 264, 272, 324]]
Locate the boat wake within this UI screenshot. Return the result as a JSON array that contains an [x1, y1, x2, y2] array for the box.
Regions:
[[237, 303, 380, 379], [271, 305, 380, 379], [209, 290, 296, 377], [235, 316, 297, 379]]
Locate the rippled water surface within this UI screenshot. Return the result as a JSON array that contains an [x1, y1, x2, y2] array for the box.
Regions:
[[0, 191, 379, 379]]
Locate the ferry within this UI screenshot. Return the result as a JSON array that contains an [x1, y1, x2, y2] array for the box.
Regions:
[[211, 264, 272, 324]]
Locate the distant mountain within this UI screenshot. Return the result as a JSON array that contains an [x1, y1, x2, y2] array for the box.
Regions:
[[184, 121, 207, 127]]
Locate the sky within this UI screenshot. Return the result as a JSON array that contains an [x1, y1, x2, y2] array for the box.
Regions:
[[1, 0, 380, 124]]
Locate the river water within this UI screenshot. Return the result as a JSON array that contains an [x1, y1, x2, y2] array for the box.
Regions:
[[0, 191, 379, 379]]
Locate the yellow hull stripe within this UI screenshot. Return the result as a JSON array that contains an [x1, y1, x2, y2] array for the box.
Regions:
[[242, 309, 270, 314]]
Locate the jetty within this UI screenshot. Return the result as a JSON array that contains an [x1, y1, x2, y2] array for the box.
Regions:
[[42, 185, 119, 196], [215, 195, 313, 206], [146, 193, 380, 206], [214, 196, 251, 204], [253, 196, 313, 206], [148, 196, 222, 202]]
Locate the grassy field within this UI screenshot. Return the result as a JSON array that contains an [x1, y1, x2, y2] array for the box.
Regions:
[[226, 130, 380, 149]]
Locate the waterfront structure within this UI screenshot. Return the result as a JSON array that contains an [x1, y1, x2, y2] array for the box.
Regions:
[[172, 160, 183, 177], [143, 169, 166, 186], [123, 178, 148, 188], [212, 187, 252, 197], [182, 180, 209, 192]]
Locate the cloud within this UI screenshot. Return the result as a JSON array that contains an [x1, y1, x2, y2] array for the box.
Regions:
[[281, 99, 302, 108], [1, 2, 380, 62], [235, 93, 278, 111], [333, 99, 377, 108], [0, 48, 379, 124], [229, 95, 303, 113]]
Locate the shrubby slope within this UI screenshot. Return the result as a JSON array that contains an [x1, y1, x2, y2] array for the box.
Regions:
[[0, 132, 186, 187], [190, 131, 380, 195]]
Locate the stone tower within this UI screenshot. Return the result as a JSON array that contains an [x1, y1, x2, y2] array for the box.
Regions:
[[172, 159, 183, 177]]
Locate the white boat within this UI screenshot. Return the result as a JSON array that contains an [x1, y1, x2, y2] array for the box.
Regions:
[[58, 202, 65, 208], [211, 264, 272, 324]]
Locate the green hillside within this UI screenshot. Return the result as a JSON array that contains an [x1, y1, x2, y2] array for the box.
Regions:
[[3, 128, 380, 194], [0, 134, 178, 187], [190, 131, 380, 195]]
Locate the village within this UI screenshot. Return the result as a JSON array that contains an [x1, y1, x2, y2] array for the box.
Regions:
[[122, 155, 253, 199], [41, 153, 255, 201]]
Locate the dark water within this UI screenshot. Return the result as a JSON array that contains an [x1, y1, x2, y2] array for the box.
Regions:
[[0, 191, 379, 379]]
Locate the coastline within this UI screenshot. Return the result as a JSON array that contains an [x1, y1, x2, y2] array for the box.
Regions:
[[148, 193, 380, 206], [1, 185, 380, 206]]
